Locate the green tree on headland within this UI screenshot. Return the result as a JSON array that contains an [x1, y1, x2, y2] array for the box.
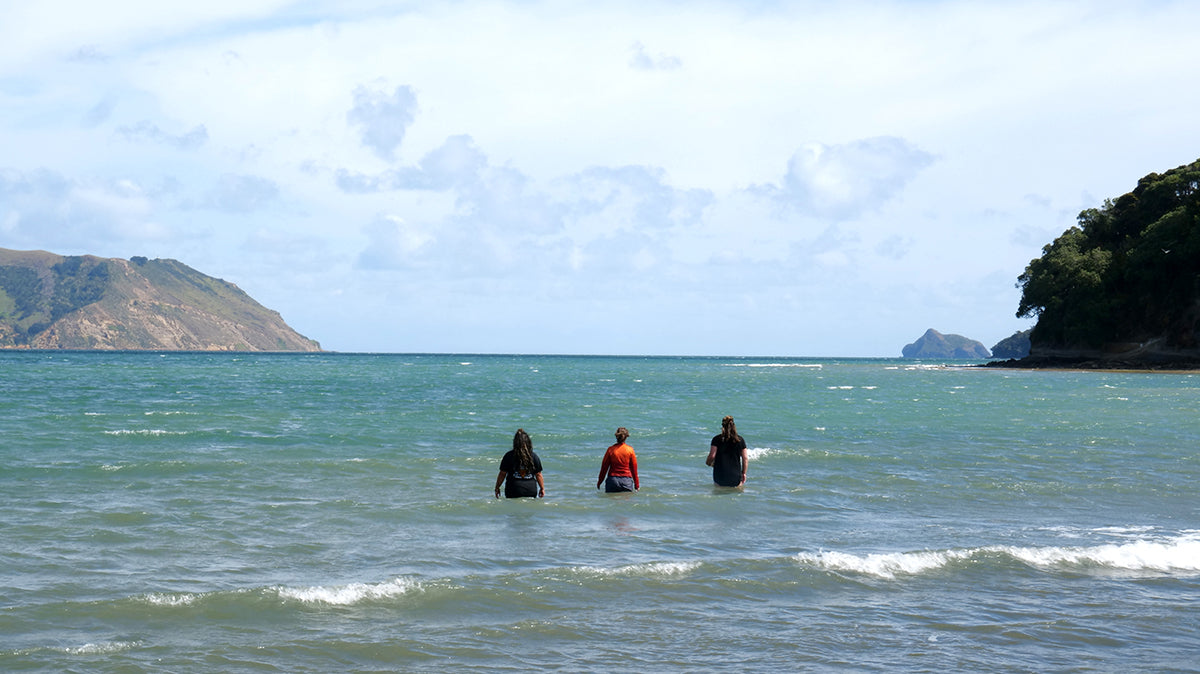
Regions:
[[1017, 158, 1200, 351]]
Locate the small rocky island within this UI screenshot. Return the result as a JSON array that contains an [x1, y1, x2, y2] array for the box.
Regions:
[[902, 328, 990, 359], [0, 248, 320, 351]]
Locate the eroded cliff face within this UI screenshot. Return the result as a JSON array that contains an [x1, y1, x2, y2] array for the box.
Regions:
[[0, 251, 320, 351]]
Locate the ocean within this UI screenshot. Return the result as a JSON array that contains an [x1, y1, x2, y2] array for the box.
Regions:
[[2, 352, 1198, 672]]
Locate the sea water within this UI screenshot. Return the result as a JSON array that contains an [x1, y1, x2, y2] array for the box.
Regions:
[[1, 352, 1198, 672]]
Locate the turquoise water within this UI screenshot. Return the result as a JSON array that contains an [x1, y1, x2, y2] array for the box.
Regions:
[[2, 352, 1198, 672]]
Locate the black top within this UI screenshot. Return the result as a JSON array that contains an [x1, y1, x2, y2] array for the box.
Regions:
[[499, 449, 542, 497], [710, 433, 746, 487]]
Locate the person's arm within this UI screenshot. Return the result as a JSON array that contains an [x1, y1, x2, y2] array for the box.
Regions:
[[705, 445, 718, 466], [494, 471, 506, 498], [536, 472, 545, 498], [597, 452, 610, 489], [631, 453, 639, 490], [739, 447, 748, 486]]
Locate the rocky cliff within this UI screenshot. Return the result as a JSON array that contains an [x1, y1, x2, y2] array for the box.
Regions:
[[0, 248, 320, 351]]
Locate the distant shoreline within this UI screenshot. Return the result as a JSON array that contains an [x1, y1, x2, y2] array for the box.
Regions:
[[982, 356, 1200, 372]]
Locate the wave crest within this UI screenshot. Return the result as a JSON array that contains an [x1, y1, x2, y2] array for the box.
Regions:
[[746, 447, 773, 460], [573, 561, 700, 577], [103, 429, 189, 436], [797, 533, 1200, 579], [275, 577, 422, 605], [1002, 535, 1200, 573], [61, 640, 142, 655], [796, 549, 972, 579]]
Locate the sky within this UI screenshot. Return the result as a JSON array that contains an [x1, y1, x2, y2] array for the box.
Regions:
[[2, 0, 1199, 356]]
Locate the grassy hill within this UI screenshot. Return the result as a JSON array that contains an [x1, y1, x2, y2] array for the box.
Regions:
[[0, 248, 320, 351]]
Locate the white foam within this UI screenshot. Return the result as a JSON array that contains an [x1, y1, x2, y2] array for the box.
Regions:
[[61, 640, 141, 655], [796, 549, 972, 579], [1003, 535, 1200, 573], [1092, 525, 1156, 536], [797, 533, 1200, 579], [275, 577, 422, 605], [142, 592, 198, 606], [103, 429, 188, 436], [746, 447, 773, 460], [576, 561, 700, 577]]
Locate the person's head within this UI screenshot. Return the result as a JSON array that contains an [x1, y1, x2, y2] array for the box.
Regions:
[[512, 428, 532, 452], [512, 428, 535, 471], [614, 427, 630, 443], [721, 415, 738, 441]]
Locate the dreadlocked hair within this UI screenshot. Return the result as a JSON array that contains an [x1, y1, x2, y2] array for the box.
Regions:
[[512, 428, 535, 473], [721, 415, 739, 443]]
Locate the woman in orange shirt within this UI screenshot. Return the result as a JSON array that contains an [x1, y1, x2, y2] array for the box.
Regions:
[[597, 427, 639, 493]]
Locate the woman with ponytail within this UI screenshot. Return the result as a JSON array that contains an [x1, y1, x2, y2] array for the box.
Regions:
[[495, 428, 545, 498], [705, 415, 748, 488]]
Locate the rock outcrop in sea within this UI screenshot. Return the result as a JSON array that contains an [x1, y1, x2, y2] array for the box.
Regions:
[[902, 328, 991, 359]]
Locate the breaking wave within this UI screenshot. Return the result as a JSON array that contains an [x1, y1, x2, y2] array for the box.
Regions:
[[274, 577, 424, 605], [571, 561, 701, 577], [796, 532, 1200, 579]]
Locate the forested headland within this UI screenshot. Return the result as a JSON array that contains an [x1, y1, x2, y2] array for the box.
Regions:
[[1001, 157, 1200, 368]]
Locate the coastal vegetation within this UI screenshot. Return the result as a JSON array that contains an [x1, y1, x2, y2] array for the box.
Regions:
[[1015, 158, 1200, 361], [990, 329, 1031, 359]]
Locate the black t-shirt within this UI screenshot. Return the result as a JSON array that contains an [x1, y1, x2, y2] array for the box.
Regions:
[[710, 433, 746, 487], [499, 449, 542, 497]]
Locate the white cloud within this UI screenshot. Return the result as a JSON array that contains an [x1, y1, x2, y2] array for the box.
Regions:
[[357, 214, 433, 270], [565, 165, 712, 232], [201, 174, 280, 213], [346, 83, 418, 161], [1, 0, 1198, 355], [756, 137, 936, 221], [336, 134, 488, 193], [0, 169, 172, 252], [117, 120, 209, 150], [629, 41, 681, 71]]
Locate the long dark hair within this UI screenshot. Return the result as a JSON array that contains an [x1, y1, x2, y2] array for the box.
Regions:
[[720, 415, 739, 443], [512, 428, 534, 472]]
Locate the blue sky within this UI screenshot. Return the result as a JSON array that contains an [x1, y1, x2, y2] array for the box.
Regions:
[[2, 0, 1198, 355]]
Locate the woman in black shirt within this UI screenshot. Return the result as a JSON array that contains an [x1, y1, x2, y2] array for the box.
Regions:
[[706, 415, 747, 488], [495, 428, 545, 498]]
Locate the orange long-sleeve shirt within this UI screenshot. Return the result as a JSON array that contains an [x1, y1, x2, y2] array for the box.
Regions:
[[598, 442, 639, 489]]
